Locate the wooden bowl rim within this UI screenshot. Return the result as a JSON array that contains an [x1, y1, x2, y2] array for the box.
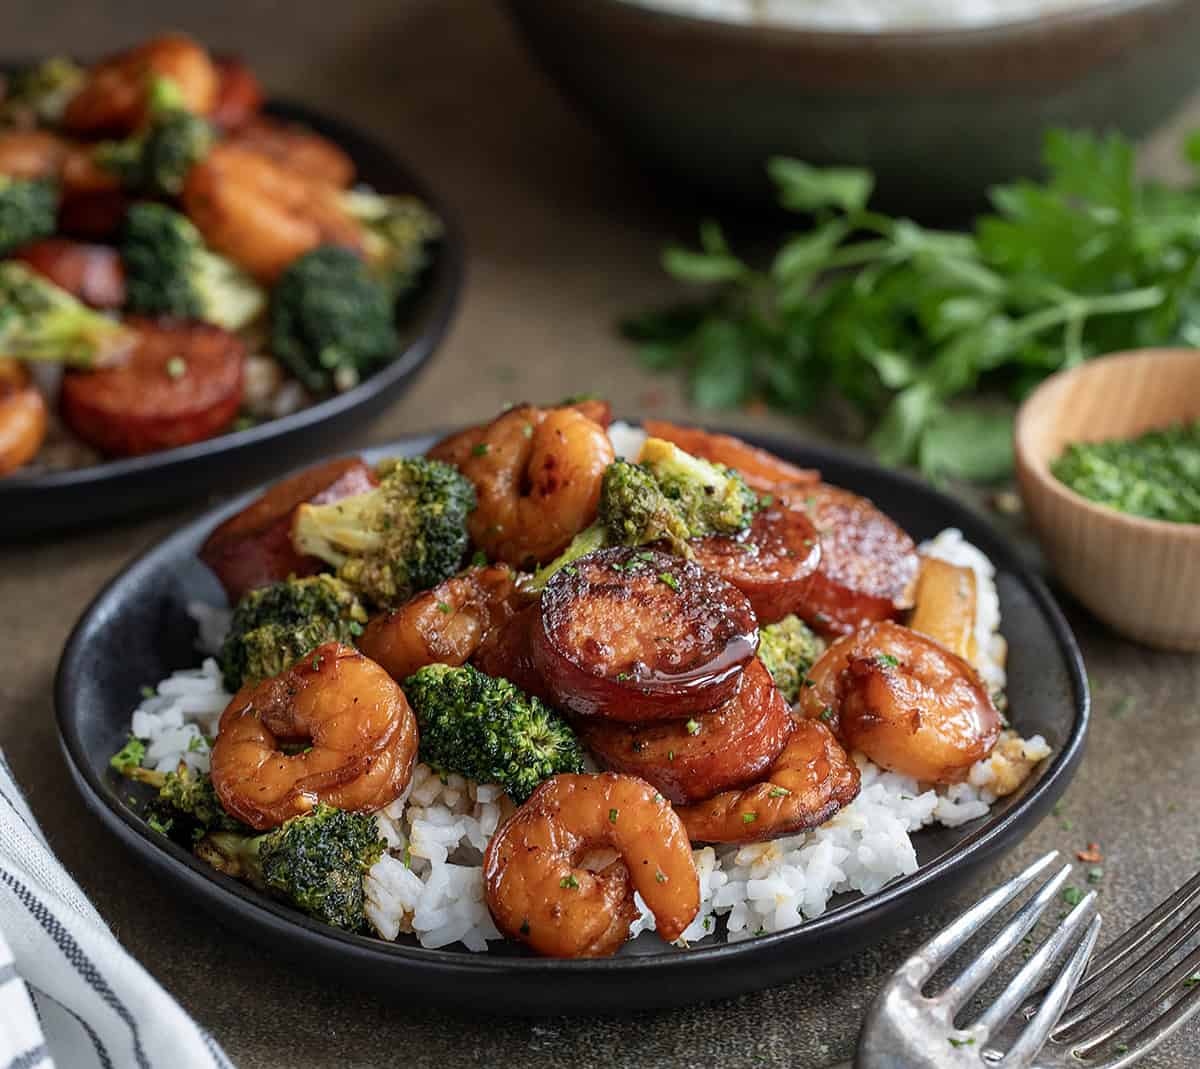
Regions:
[[1013, 347, 1200, 540]]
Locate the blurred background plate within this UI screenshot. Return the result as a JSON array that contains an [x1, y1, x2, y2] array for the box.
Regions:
[[504, 0, 1200, 215], [0, 99, 462, 541], [55, 428, 1089, 1014]]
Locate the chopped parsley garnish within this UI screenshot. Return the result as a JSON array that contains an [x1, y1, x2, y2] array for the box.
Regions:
[[471, 550, 488, 567], [609, 808, 619, 824], [741, 812, 757, 824], [685, 719, 700, 736], [471, 442, 490, 457], [769, 786, 790, 798], [436, 601, 452, 614], [819, 706, 835, 722], [655, 870, 667, 883], [560, 874, 580, 890], [948, 1037, 975, 1049], [139, 685, 156, 699], [876, 653, 900, 668], [1062, 886, 1085, 908], [658, 571, 680, 592], [1087, 867, 1104, 884], [165, 356, 187, 380]]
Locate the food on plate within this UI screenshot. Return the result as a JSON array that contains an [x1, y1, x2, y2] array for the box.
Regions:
[[1051, 420, 1200, 525], [0, 358, 48, 475], [0, 32, 441, 477], [114, 404, 1050, 957], [483, 772, 700, 957]]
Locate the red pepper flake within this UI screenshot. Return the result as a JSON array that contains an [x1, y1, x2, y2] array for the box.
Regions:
[[1077, 842, 1103, 863]]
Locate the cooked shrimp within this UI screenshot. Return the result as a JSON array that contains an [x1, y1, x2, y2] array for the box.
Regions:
[[483, 773, 699, 957], [357, 564, 523, 681], [429, 404, 615, 568], [210, 642, 417, 830], [676, 719, 860, 844], [228, 117, 355, 187], [799, 621, 1000, 784], [63, 33, 218, 135], [181, 143, 364, 282], [0, 360, 48, 476], [0, 130, 70, 179], [641, 419, 819, 492]]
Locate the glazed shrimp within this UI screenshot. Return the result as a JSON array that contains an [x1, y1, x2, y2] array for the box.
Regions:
[[676, 719, 860, 844], [800, 621, 1001, 784], [357, 563, 524, 681], [428, 404, 614, 568], [63, 33, 218, 135], [0, 130, 70, 179], [210, 642, 418, 830], [483, 773, 699, 957], [182, 143, 364, 282], [0, 360, 48, 476]]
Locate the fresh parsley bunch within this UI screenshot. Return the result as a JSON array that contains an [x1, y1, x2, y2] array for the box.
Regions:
[[625, 130, 1200, 480]]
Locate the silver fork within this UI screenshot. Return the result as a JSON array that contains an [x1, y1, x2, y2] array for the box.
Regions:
[[851, 853, 1200, 1068]]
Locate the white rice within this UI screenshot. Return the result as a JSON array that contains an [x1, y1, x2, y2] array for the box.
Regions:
[[606, 419, 648, 461]]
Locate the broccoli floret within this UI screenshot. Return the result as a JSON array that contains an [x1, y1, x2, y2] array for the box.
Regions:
[[404, 663, 584, 802], [638, 436, 760, 536], [110, 746, 248, 835], [757, 615, 826, 704], [219, 575, 368, 692], [0, 176, 58, 256], [1, 56, 84, 126], [93, 76, 214, 197], [292, 456, 475, 608], [531, 438, 759, 589], [269, 245, 400, 393], [195, 804, 385, 931], [120, 203, 264, 330], [339, 190, 442, 298], [0, 261, 136, 366]]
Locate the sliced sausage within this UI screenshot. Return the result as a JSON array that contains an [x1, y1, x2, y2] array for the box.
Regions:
[[642, 419, 819, 492], [61, 320, 243, 457], [199, 456, 377, 602], [210, 56, 263, 132], [689, 498, 821, 625], [470, 603, 555, 705], [576, 658, 795, 805], [790, 484, 919, 636], [532, 546, 759, 721], [12, 239, 125, 309], [358, 564, 523, 682]]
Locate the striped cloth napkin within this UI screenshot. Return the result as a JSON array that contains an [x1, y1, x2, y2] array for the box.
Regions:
[[0, 750, 234, 1069]]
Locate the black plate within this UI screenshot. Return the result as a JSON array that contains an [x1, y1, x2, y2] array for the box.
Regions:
[[55, 429, 1089, 1015], [0, 101, 462, 540]]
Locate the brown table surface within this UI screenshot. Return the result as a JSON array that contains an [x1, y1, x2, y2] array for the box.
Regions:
[[3, 3, 1199, 1066]]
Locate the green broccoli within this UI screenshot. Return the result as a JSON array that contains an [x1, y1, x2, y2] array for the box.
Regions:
[[404, 663, 584, 802], [757, 615, 826, 704], [339, 189, 442, 297], [93, 76, 214, 197], [195, 804, 385, 931], [1, 56, 84, 126], [0, 261, 136, 366], [120, 203, 265, 330], [291, 456, 475, 607], [531, 437, 759, 588], [218, 575, 368, 692], [0, 176, 58, 256], [269, 245, 400, 393], [110, 745, 247, 835]]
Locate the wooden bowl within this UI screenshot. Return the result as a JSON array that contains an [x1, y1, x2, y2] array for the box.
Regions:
[[1014, 348, 1200, 651]]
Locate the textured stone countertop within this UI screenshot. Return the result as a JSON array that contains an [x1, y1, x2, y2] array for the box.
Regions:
[[2, 2, 1198, 1066]]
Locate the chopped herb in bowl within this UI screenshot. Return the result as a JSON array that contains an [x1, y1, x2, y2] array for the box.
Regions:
[[1051, 421, 1200, 525]]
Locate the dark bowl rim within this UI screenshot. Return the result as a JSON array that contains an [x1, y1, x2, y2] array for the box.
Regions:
[[54, 425, 1090, 976], [588, 0, 1172, 43], [0, 97, 464, 494]]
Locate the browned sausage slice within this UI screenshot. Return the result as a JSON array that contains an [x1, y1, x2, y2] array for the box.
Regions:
[[791, 484, 919, 636], [532, 546, 758, 721], [470, 603, 556, 705], [199, 456, 377, 602], [12, 239, 125, 308], [577, 658, 795, 804], [60, 320, 243, 457], [210, 56, 264, 132], [689, 499, 821, 625]]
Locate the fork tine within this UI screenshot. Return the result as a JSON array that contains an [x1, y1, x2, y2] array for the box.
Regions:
[[910, 852, 1060, 982], [1080, 871, 1200, 983], [1069, 940, 1200, 1055], [1053, 893, 1200, 1034], [974, 890, 1099, 1035], [939, 865, 1073, 1012], [1002, 914, 1102, 1067], [1104, 975, 1200, 1069]]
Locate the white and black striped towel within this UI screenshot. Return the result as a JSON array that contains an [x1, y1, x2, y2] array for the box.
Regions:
[[0, 751, 234, 1069]]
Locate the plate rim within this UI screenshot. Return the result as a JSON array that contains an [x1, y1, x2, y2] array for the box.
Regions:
[[0, 97, 464, 494], [54, 426, 1090, 977]]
